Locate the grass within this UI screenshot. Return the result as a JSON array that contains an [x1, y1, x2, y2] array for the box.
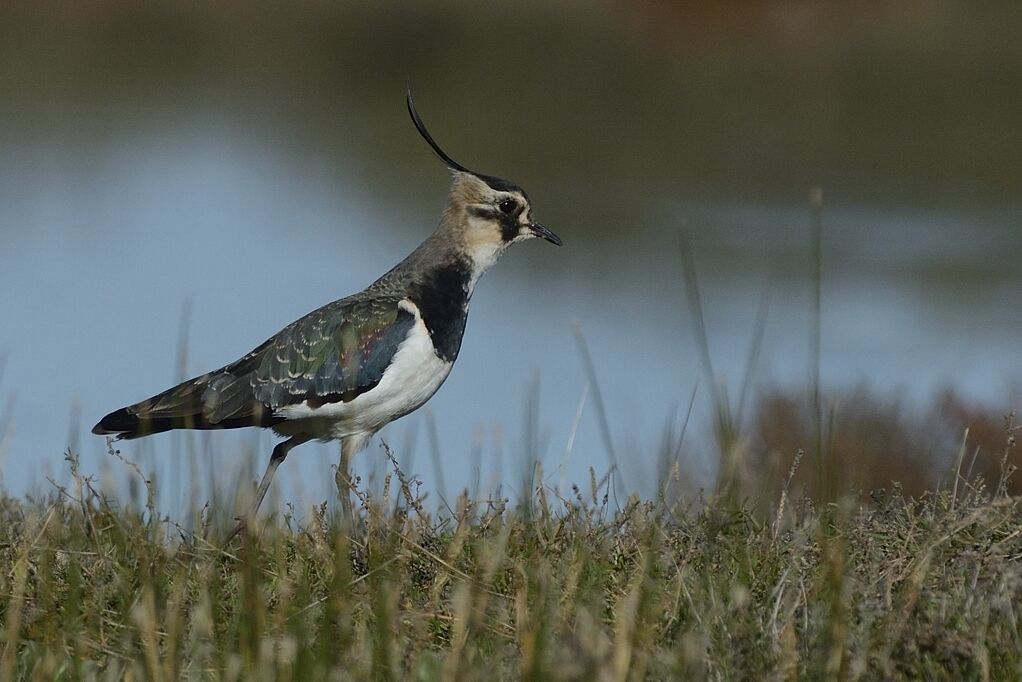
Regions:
[[0, 408, 1019, 681]]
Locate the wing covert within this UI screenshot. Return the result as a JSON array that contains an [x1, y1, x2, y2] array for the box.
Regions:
[[251, 298, 415, 410]]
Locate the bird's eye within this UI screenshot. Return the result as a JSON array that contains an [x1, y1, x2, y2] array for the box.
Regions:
[[498, 198, 517, 214]]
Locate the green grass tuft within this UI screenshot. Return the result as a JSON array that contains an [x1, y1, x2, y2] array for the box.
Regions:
[[2, 423, 1021, 680]]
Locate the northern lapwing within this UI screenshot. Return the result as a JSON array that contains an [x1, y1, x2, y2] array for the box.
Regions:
[[93, 93, 561, 535]]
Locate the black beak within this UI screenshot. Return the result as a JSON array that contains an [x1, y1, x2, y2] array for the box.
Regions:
[[529, 222, 562, 246]]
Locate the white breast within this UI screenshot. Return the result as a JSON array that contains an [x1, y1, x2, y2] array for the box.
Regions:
[[273, 299, 453, 442]]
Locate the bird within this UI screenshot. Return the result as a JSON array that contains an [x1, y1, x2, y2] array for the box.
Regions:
[[92, 92, 561, 536]]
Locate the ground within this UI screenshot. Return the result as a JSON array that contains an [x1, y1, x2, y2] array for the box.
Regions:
[[2, 430, 1021, 681]]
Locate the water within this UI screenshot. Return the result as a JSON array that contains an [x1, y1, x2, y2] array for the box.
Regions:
[[0, 115, 1018, 516], [2, 2, 1020, 515]]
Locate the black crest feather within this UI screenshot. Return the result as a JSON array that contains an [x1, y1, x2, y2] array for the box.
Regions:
[[406, 89, 522, 194], [407, 89, 476, 175]]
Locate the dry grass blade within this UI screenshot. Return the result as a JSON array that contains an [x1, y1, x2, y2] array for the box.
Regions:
[[571, 322, 626, 501]]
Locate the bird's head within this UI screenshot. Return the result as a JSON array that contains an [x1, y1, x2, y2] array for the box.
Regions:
[[407, 92, 561, 270]]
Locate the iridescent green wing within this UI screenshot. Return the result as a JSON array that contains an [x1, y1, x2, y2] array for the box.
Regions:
[[202, 297, 415, 422]]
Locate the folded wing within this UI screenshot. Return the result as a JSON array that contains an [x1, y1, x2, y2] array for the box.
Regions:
[[92, 298, 415, 439]]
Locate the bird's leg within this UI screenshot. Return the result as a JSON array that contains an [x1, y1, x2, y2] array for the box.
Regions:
[[228, 435, 308, 542], [336, 437, 358, 527]]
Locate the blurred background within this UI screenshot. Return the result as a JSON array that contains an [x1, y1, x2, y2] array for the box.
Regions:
[[1, 1, 1019, 514]]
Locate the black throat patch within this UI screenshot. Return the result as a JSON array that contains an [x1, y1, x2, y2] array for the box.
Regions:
[[407, 259, 472, 362]]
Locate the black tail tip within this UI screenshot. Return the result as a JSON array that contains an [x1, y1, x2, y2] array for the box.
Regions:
[[92, 408, 135, 437]]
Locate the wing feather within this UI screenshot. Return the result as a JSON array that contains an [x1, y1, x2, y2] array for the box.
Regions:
[[251, 298, 415, 408], [93, 296, 417, 438]]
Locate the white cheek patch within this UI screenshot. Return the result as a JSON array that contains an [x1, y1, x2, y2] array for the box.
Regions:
[[463, 215, 506, 270]]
